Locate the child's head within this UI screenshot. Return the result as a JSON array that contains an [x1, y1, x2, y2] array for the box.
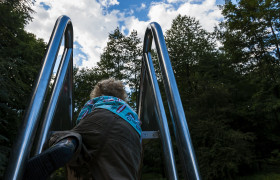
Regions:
[[90, 78, 128, 101]]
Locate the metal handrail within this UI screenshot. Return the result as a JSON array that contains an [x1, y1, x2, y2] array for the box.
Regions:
[[138, 24, 178, 179], [142, 51, 178, 180], [4, 15, 73, 180], [139, 22, 201, 179]]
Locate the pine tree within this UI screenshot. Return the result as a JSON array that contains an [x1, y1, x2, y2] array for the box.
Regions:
[[98, 27, 127, 80], [123, 30, 142, 106], [97, 28, 142, 107], [165, 15, 255, 179]]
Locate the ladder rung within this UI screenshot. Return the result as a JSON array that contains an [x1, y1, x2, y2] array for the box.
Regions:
[[142, 131, 159, 139]]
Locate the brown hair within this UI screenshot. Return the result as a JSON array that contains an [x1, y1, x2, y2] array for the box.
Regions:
[[90, 78, 128, 101]]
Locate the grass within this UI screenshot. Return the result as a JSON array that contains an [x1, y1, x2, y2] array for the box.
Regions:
[[236, 173, 280, 180]]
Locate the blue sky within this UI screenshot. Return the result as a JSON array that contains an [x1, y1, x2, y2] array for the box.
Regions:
[[26, 0, 227, 68]]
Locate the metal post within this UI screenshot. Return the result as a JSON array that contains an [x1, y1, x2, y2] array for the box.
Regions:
[[4, 16, 73, 180], [142, 52, 178, 180], [35, 48, 73, 154], [143, 22, 201, 180]]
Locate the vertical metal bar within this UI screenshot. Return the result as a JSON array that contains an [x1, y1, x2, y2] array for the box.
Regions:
[[137, 59, 146, 117], [143, 22, 201, 180], [143, 52, 178, 180], [4, 16, 73, 180], [35, 48, 73, 154]]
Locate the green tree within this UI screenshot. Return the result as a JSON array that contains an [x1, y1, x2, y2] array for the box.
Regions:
[[0, 0, 46, 177], [123, 30, 142, 105], [73, 28, 141, 115], [222, 0, 280, 61], [98, 27, 127, 80], [165, 15, 255, 179], [73, 67, 105, 120], [98, 28, 142, 107], [220, 0, 280, 175]]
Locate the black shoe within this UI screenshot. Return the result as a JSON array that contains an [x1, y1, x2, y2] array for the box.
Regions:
[[23, 138, 77, 180]]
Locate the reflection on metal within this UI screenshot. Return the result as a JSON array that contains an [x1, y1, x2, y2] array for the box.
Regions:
[[4, 16, 73, 180], [35, 48, 73, 154], [138, 22, 201, 179], [138, 36, 178, 179], [142, 131, 160, 140]]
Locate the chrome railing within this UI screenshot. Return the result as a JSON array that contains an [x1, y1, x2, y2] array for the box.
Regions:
[[139, 51, 178, 180], [138, 22, 201, 180], [4, 15, 73, 180]]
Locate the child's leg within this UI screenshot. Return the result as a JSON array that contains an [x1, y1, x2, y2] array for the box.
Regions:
[[23, 137, 77, 180]]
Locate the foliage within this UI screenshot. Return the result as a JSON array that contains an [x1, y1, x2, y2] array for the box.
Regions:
[[141, 140, 166, 179], [222, 0, 280, 61], [73, 28, 141, 117], [73, 67, 104, 120], [97, 28, 142, 108], [123, 30, 142, 105], [0, 0, 46, 177], [218, 0, 280, 177], [2, 0, 280, 179], [236, 172, 280, 180], [98, 27, 126, 80], [165, 15, 256, 180]]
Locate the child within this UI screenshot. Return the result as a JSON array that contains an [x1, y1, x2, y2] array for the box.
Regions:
[[24, 78, 142, 180]]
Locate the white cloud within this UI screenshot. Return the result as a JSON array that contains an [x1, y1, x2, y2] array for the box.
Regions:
[[123, 0, 222, 42], [136, 3, 146, 11], [26, 0, 120, 69], [148, 0, 222, 33], [99, 0, 119, 7], [177, 0, 222, 31], [147, 3, 178, 32], [123, 16, 148, 41], [25, 0, 222, 69], [166, 0, 185, 3]]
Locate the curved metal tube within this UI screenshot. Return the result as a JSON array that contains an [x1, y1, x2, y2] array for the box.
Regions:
[[35, 48, 73, 154], [143, 52, 178, 180], [143, 22, 201, 180], [4, 15, 73, 180]]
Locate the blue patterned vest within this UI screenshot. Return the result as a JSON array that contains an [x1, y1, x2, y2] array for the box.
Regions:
[[76, 96, 141, 136]]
